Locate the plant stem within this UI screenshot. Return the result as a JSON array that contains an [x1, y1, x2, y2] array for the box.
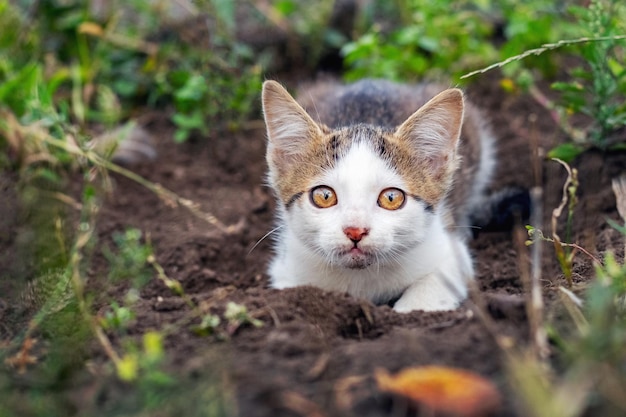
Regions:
[[461, 35, 626, 80]]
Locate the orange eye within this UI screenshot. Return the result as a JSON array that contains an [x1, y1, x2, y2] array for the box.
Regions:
[[310, 186, 338, 208], [378, 188, 406, 210]]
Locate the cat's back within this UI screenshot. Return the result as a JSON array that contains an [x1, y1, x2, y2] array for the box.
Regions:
[[297, 79, 439, 128]]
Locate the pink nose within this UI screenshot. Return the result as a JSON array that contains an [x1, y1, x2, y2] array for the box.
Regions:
[[344, 227, 369, 243]]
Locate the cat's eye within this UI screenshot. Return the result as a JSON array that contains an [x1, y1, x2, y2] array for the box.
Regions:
[[310, 186, 338, 208], [377, 188, 406, 210]]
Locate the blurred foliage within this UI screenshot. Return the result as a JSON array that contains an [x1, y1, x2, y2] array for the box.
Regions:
[[342, 0, 573, 83], [0, 0, 263, 150], [103, 228, 153, 286], [342, 0, 626, 156], [549, 0, 626, 159]]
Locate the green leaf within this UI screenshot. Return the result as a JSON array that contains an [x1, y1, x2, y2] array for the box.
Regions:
[[117, 354, 139, 381], [174, 128, 190, 143], [174, 74, 207, 103], [551, 81, 584, 92], [274, 0, 296, 16], [143, 331, 164, 361], [417, 37, 438, 52], [211, 0, 235, 32], [547, 143, 585, 163], [607, 218, 626, 235]]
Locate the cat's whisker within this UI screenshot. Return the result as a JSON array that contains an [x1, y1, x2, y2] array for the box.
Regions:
[[386, 249, 413, 277], [247, 225, 284, 256], [450, 225, 482, 230], [307, 89, 323, 125]]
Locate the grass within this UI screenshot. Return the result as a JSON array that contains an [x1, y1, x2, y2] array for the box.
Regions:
[[0, 1, 254, 415], [461, 0, 626, 160]]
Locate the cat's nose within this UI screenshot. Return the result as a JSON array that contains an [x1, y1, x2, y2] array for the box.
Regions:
[[344, 227, 369, 243]]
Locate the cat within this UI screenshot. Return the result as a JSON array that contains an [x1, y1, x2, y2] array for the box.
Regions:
[[261, 79, 496, 312]]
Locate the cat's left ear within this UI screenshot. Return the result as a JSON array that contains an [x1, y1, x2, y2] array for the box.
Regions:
[[395, 88, 464, 181]]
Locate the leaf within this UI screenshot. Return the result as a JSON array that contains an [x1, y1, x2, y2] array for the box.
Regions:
[[211, 0, 235, 33], [172, 112, 204, 130], [143, 331, 164, 362], [174, 74, 207, 103], [375, 366, 501, 417], [174, 128, 190, 143], [607, 218, 626, 235], [117, 354, 138, 381], [551, 81, 585, 92], [547, 143, 585, 163], [274, 0, 296, 16], [78, 22, 104, 37]]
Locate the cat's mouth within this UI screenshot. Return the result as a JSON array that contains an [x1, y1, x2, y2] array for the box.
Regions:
[[338, 246, 373, 269]]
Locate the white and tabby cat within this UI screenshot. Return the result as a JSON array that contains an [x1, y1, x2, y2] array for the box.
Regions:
[[261, 79, 495, 312]]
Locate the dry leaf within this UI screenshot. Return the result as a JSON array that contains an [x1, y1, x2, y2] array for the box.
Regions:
[[375, 366, 501, 417], [612, 175, 626, 223], [5, 337, 39, 374]]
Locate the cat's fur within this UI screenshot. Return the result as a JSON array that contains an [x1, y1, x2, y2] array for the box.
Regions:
[[261, 79, 495, 312]]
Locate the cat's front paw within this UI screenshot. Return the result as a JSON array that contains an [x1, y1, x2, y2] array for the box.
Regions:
[[392, 275, 467, 313], [393, 297, 461, 313]]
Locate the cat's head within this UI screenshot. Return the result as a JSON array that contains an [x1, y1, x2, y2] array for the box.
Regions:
[[262, 80, 464, 269]]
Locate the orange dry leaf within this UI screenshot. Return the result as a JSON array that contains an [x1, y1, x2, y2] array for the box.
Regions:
[[375, 366, 501, 417], [5, 337, 39, 374]]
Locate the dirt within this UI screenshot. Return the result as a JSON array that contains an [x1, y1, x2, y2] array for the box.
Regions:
[[2, 71, 626, 416]]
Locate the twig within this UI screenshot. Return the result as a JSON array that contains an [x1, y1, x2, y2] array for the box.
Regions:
[[612, 175, 626, 262], [78, 22, 158, 56], [461, 35, 626, 79], [6, 112, 241, 235], [551, 158, 579, 285], [527, 114, 549, 360], [529, 186, 549, 359], [67, 194, 123, 368], [148, 255, 195, 308]]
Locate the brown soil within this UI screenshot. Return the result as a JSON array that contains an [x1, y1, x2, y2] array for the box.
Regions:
[[2, 73, 626, 416]]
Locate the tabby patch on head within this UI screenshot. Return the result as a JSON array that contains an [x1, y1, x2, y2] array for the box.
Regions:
[[262, 79, 493, 312], [262, 80, 463, 209]]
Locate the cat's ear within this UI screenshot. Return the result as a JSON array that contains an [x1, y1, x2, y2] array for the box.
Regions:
[[395, 88, 464, 181], [262, 80, 323, 171]]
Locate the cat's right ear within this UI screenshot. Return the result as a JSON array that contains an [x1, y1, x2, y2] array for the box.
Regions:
[[262, 81, 323, 170]]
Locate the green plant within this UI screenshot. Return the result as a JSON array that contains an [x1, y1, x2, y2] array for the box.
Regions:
[[341, 0, 571, 83], [104, 228, 153, 286], [458, 2, 626, 161], [255, 0, 341, 68], [159, 51, 262, 143], [533, 249, 626, 417], [525, 160, 601, 286], [100, 301, 136, 332], [192, 314, 223, 337], [223, 301, 263, 335], [116, 331, 173, 383], [342, 0, 497, 82], [507, 170, 626, 417], [548, 0, 626, 159], [1, 1, 264, 147]]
